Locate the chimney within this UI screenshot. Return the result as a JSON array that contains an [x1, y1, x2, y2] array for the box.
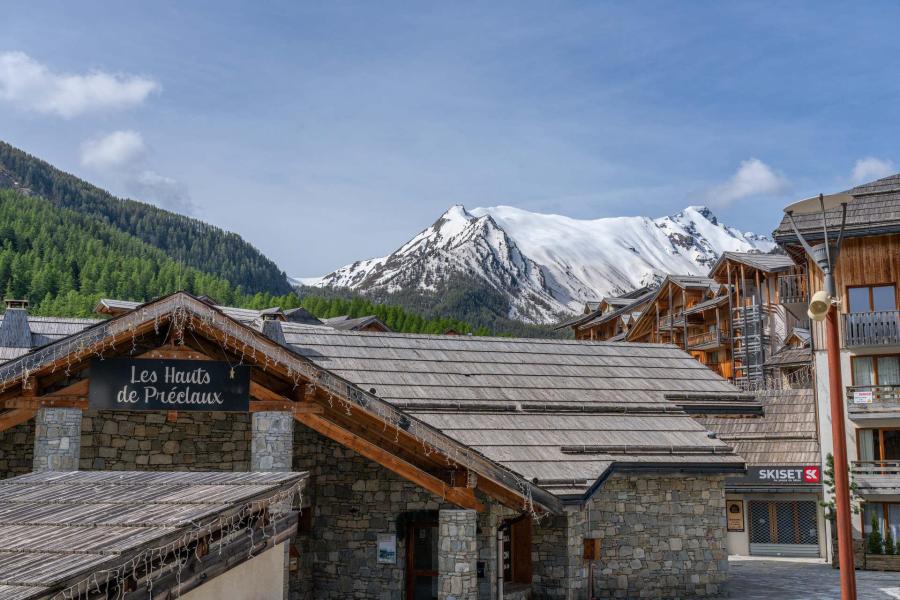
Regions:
[[1, 299, 33, 348], [4, 299, 28, 310]]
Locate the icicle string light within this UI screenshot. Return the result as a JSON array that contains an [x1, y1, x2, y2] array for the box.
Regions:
[[50, 481, 303, 600]]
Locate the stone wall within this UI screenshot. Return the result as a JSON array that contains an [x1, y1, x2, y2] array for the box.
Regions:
[[587, 473, 728, 598], [79, 410, 251, 471], [33, 407, 81, 471], [438, 509, 478, 600], [290, 423, 494, 600], [532, 509, 587, 599], [0, 420, 33, 479]]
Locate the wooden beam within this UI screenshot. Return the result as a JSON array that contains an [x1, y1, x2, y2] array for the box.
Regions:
[[0, 408, 36, 432], [4, 396, 86, 409], [294, 412, 485, 512]]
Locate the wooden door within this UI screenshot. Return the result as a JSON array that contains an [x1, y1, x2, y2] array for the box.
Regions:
[[406, 521, 439, 600]]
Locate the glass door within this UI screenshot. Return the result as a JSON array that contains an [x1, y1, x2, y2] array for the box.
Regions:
[[406, 521, 438, 600]]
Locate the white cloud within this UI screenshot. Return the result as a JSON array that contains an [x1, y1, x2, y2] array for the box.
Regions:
[[707, 158, 790, 206], [0, 51, 160, 118], [851, 157, 895, 184], [128, 170, 197, 215], [80, 130, 145, 170]]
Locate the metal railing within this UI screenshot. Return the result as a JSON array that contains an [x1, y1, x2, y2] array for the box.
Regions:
[[842, 310, 900, 347], [687, 330, 729, 349], [846, 384, 900, 406], [778, 274, 808, 305], [851, 460, 900, 477]]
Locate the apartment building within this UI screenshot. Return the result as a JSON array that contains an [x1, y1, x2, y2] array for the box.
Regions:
[[774, 173, 900, 552]]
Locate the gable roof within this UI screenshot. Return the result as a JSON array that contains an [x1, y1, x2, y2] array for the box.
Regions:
[[774, 173, 900, 242], [0, 470, 306, 599], [280, 324, 749, 498], [708, 251, 796, 279], [322, 315, 391, 332], [624, 275, 720, 341], [1, 292, 559, 513]]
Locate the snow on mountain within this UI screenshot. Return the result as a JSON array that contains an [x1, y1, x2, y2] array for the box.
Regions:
[[302, 204, 775, 324]]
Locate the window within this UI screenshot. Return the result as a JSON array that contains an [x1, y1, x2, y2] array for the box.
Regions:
[[863, 503, 900, 548], [848, 285, 897, 313], [851, 355, 900, 386], [858, 428, 900, 462]]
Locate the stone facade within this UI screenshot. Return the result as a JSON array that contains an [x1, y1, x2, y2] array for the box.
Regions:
[[33, 407, 82, 471], [251, 411, 294, 471], [290, 422, 490, 600], [587, 473, 728, 598], [532, 509, 588, 599], [0, 420, 34, 479], [438, 509, 478, 600], [79, 410, 251, 471]]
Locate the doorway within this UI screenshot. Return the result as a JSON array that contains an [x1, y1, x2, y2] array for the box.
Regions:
[[406, 520, 439, 600]]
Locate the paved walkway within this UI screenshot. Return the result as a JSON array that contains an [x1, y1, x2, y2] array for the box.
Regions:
[[725, 556, 900, 599]]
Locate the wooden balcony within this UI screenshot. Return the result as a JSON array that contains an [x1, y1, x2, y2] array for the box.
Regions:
[[851, 461, 900, 496], [778, 274, 808, 305], [842, 310, 900, 348], [657, 312, 685, 330], [846, 384, 900, 420], [851, 461, 900, 477], [687, 330, 730, 350]]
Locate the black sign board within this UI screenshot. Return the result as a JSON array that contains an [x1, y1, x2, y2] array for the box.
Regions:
[[89, 358, 250, 412], [727, 465, 821, 486]]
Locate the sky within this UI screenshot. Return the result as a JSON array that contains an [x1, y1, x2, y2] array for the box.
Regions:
[[2, 2, 899, 277]]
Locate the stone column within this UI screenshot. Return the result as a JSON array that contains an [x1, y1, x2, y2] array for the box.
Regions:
[[33, 407, 82, 471], [251, 411, 294, 471], [251, 411, 294, 600], [438, 509, 478, 600]]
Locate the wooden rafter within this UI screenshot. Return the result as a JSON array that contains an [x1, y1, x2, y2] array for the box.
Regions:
[[294, 412, 486, 512], [0, 408, 36, 433]]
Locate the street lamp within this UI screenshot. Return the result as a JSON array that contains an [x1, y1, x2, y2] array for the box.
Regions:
[[784, 192, 856, 600]]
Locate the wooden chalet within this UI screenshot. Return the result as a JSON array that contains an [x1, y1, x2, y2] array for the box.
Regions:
[[557, 286, 655, 341], [0, 291, 756, 598], [624, 274, 723, 348], [707, 252, 805, 389]]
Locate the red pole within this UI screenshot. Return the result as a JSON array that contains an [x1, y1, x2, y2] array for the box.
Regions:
[[826, 305, 857, 600]]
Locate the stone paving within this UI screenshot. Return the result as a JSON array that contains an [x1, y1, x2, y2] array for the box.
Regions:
[[724, 557, 900, 599]]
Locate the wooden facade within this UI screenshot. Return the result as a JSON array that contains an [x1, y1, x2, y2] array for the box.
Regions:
[[566, 253, 806, 389]]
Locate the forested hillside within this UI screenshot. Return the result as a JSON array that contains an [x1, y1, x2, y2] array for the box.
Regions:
[[0, 141, 291, 295], [0, 188, 488, 335]]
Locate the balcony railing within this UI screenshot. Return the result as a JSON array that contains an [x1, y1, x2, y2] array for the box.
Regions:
[[846, 384, 900, 419], [657, 312, 685, 330], [842, 310, 900, 347], [851, 460, 900, 477], [687, 330, 729, 349], [778, 274, 808, 305]]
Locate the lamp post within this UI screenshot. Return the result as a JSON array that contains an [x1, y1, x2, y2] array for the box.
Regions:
[[784, 193, 856, 600]]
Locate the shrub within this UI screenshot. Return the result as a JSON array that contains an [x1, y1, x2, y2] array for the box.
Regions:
[[868, 514, 884, 555]]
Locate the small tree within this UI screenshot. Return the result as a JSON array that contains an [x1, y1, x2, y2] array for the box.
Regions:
[[819, 453, 862, 522], [885, 528, 896, 555], [868, 514, 884, 555]]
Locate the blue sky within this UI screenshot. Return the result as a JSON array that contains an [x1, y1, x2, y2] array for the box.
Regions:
[[2, 2, 899, 276]]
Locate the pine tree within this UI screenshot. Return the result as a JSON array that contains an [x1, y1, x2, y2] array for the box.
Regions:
[[868, 514, 884, 555]]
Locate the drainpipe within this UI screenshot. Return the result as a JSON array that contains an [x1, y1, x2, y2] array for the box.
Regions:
[[497, 528, 504, 599]]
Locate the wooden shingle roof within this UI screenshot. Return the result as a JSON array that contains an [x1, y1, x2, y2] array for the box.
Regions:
[[281, 324, 748, 497], [0, 470, 306, 599], [774, 173, 900, 242], [694, 389, 819, 467]]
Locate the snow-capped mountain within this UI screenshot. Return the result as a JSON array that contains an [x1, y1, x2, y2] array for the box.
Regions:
[[300, 204, 775, 324]]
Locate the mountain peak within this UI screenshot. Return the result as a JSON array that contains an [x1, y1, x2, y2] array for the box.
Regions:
[[679, 205, 718, 225], [307, 204, 774, 325]]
